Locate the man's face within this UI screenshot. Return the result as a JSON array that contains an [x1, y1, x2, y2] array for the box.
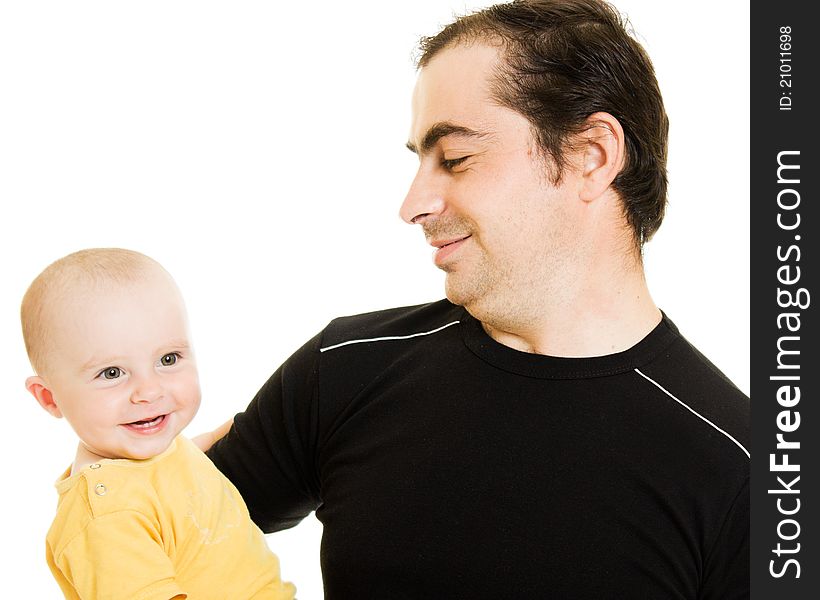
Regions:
[[401, 44, 585, 324], [41, 272, 201, 464]]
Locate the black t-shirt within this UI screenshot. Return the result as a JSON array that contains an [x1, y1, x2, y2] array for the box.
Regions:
[[208, 300, 749, 599]]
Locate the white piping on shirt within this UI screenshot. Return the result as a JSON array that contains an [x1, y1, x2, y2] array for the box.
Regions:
[[319, 320, 461, 353], [634, 368, 750, 459]]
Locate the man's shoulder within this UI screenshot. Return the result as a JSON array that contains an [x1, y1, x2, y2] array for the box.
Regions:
[[637, 316, 750, 460], [653, 320, 749, 404], [319, 299, 464, 353]]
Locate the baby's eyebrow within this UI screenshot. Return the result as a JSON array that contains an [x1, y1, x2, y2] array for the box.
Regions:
[[162, 340, 190, 349], [406, 122, 490, 155], [78, 341, 191, 372], [156, 340, 191, 354], [80, 355, 125, 373]]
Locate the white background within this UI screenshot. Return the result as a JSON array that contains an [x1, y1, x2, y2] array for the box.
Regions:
[[0, 1, 748, 597]]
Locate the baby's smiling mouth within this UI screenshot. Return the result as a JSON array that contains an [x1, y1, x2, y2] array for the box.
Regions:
[[123, 414, 166, 430]]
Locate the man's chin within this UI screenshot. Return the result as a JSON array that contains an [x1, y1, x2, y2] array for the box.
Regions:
[[444, 276, 479, 309]]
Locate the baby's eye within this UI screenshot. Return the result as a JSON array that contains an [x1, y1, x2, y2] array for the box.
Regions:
[[99, 367, 123, 380], [160, 353, 179, 366]]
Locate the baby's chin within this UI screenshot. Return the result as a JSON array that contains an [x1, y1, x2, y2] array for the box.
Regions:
[[112, 439, 177, 462]]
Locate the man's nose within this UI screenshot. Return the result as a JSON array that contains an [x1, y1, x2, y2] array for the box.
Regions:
[[399, 167, 446, 224]]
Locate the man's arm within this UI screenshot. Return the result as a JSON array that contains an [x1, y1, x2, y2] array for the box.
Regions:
[[701, 477, 750, 599], [193, 418, 234, 452], [205, 331, 325, 533]]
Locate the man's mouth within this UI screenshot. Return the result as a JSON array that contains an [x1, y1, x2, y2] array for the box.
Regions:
[[431, 235, 471, 266], [431, 234, 471, 249]]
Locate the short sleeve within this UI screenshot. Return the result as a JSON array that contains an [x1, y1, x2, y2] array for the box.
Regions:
[[701, 477, 749, 599], [51, 509, 185, 600], [207, 332, 323, 532]]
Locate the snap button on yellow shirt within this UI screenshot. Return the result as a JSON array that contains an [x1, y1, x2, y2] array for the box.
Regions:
[[46, 436, 295, 600]]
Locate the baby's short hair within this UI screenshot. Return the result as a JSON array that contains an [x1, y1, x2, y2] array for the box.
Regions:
[[21, 248, 167, 376]]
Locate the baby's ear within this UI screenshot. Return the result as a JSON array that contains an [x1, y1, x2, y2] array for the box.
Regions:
[[26, 376, 62, 418]]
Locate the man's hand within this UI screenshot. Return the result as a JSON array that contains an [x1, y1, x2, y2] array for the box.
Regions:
[[192, 418, 234, 452]]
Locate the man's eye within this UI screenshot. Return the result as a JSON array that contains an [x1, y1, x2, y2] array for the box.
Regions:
[[441, 156, 469, 171], [160, 353, 179, 366], [99, 367, 123, 380]]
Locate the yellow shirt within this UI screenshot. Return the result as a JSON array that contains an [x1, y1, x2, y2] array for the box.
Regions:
[[46, 436, 295, 600]]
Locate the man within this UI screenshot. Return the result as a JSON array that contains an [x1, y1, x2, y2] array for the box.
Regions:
[[206, 1, 749, 597]]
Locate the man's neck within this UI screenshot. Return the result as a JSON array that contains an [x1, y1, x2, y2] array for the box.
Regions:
[[474, 260, 661, 358]]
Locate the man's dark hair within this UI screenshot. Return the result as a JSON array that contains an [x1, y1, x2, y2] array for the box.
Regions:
[[417, 0, 669, 246]]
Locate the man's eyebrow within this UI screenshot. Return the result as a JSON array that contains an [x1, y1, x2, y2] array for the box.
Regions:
[[406, 122, 489, 154]]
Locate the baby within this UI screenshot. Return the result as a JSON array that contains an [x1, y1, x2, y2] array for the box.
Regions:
[[22, 248, 295, 599]]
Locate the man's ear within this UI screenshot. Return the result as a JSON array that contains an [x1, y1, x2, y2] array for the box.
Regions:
[[578, 111, 625, 203], [26, 376, 63, 418]]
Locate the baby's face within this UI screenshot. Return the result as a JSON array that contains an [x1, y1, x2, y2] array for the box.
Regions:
[[43, 272, 201, 463]]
